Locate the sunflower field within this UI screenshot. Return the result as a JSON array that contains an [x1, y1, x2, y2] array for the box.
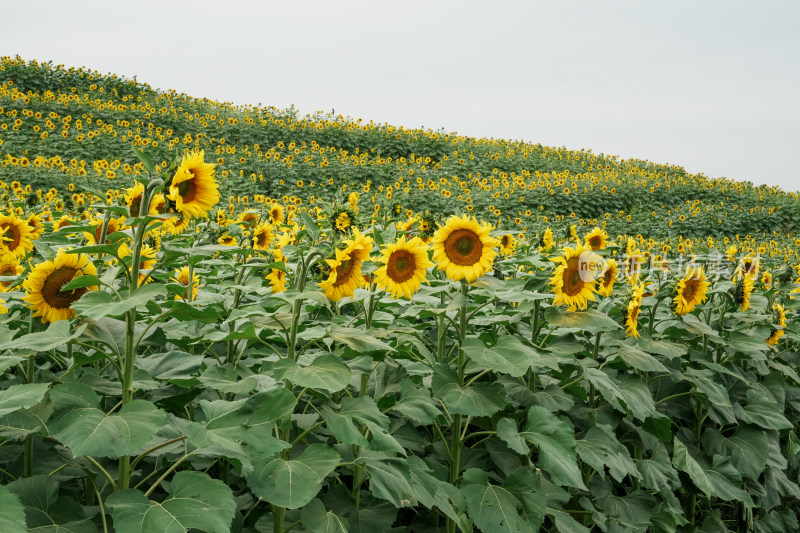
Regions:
[[0, 56, 799, 533]]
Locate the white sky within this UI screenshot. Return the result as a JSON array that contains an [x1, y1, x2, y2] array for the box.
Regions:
[[3, 0, 799, 191]]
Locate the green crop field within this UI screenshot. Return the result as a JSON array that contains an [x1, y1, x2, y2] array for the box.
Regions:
[[0, 56, 799, 533]]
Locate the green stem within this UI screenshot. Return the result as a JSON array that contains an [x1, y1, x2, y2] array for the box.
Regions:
[[24, 315, 35, 477], [531, 299, 541, 343]]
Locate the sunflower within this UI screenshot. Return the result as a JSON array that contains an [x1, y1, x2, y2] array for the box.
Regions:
[[375, 236, 433, 299], [673, 266, 710, 315], [266, 267, 287, 293], [172, 266, 200, 301], [252, 223, 275, 251], [584, 227, 609, 251], [549, 244, 598, 310], [83, 217, 123, 245], [269, 204, 285, 225], [54, 215, 76, 232], [118, 243, 157, 285], [0, 213, 35, 259], [624, 282, 645, 338], [26, 213, 45, 239], [238, 211, 259, 228], [539, 228, 554, 252], [163, 213, 191, 236], [499, 234, 517, 256], [734, 255, 760, 282], [766, 303, 787, 345], [124, 181, 146, 217], [431, 215, 498, 283], [167, 150, 219, 219], [332, 208, 356, 233], [732, 274, 754, 311], [0, 296, 6, 314], [218, 234, 238, 246], [0, 257, 25, 289], [320, 229, 373, 301], [597, 258, 618, 297], [22, 248, 98, 323]]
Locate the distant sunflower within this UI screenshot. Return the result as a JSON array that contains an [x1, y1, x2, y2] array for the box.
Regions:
[[597, 258, 618, 297], [375, 236, 433, 299], [549, 243, 597, 310], [673, 266, 709, 315], [539, 228, 554, 252], [734, 255, 759, 282], [269, 204, 285, 225], [218, 234, 238, 246], [0, 257, 24, 289], [584, 227, 609, 251], [252, 223, 275, 251], [238, 211, 259, 228], [172, 266, 200, 301], [766, 303, 787, 345], [320, 228, 373, 301], [332, 208, 356, 233], [23, 248, 98, 323], [499, 234, 516, 256], [624, 283, 645, 338], [167, 150, 220, 218], [431, 215, 498, 282], [0, 213, 35, 259], [54, 215, 75, 232]]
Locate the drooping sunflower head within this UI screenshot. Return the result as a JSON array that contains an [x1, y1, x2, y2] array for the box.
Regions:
[[375, 236, 434, 299], [624, 282, 646, 338], [266, 267, 287, 294], [22, 248, 98, 323], [766, 303, 787, 345], [26, 213, 45, 239], [549, 243, 598, 311], [167, 150, 220, 219], [732, 274, 755, 311], [539, 228, 554, 252], [673, 266, 710, 315], [431, 215, 499, 283], [218, 234, 238, 247], [598, 258, 618, 297], [0, 213, 36, 260], [584, 227, 609, 251], [125, 181, 146, 217]]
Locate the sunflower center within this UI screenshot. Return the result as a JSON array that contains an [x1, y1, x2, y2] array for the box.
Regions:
[[177, 173, 198, 203], [387, 250, 416, 283], [562, 257, 585, 296], [256, 230, 269, 247], [602, 268, 615, 287], [0, 223, 21, 250], [129, 195, 142, 217], [333, 258, 357, 287], [629, 304, 641, 322], [682, 278, 699, 302], [589, 236, 601, 249], [444, 229, 483, 266], [42, 266, 87, 309]]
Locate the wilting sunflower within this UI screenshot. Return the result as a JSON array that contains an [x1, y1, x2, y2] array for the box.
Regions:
[[125, 182, 146, 217], [167, 150, 220, 219], [252, 223, 275, 251], [549, 244, 598, 310], [766, 303, 787, 345], [597, 258, 618, 297], [320, 229, 373, 301], [431, 215, 498, 283], [0, 213, 35, 259], [673, 266, 710, 315], [732, 274, 754, 311], [269, 204, 285, 225], [375, 236, 433, 299], [584, 227, 609, 251], [0, 257, 24, 289], [23, 248, 98, 323], [172, 266, 200, 301], [499, 234, 517, 256], [624, 282, 645, 338]]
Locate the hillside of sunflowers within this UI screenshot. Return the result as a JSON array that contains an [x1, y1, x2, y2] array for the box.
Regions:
[[0, 55, 799, 533]]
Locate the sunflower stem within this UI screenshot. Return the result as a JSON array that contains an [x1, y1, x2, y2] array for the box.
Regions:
[[447, 282, 469, 533], [23, 314, 36, 477]]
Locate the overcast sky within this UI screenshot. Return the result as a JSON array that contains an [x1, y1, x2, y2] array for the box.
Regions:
[[3, 0, 799, 191]]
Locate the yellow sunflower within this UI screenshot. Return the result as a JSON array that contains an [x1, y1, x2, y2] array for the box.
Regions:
[[26, 213, 45, 239], [118, 243, 157, 285], [584, 227, 609, 251], [539, 228, 554, 252], [375, 236, 433, 299], [335, 211, 353, 232], [252, 223, 275, 251], [172, 266, 200, 301], [499, 234, 516, 256], [269, 204, 285, 225], [0, 257, 24, 289], [734, 274, 754, 311], [124, 181, 146, 217], [0, 213, 35, 260], [597, 258, 618, 297], [320, 229, 373, 301], [734, 255, 759, 282], [673, 266, 710, 315], [431, 215, 498, 283], [625, 282, 645, 338], [218, 234, 238, 247], [549, 243, 598, 311], [266, 267, 287, 294], [54, 215, 75, 232], [0, 296, 6, 314], [766, 303, 787, 345], [167, 150, 220, 219], [22, 248, 98, 323], [83, 217, 123, 245], [238, 211, 259, 228]]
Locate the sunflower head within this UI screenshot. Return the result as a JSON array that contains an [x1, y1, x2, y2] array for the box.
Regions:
[[0, 213, 36, 260], [673, 266, 710, 315], [597, 258, 618, 297], [252, 223, 275, 251], [499, 234, 517, 256], [584, 227, 609, 251], [375, 236, 434, 299], [732, 274, 754, 311], [167, 150, 220, 219], [125, 182, 146, 217], [539, 228, 554, 252], [319, 228, 373, 301], [0, 257, 24, 289], [172, 266, 200, 301], [624, 282, 645, 338], [432, 215, 498, 283], [766, 303, 787, 345], [549, 244, 599, 311], [22, 248, 98, 323], [269, 204, 286, 225]]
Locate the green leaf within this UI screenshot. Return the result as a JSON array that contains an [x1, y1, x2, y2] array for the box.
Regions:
[[684, 368, 732, 408], [638, 338, 687, 359], [327, 324, 392, 352], [520, 406, 586, 489], [321, 405, 369, 447], [106, 471, 236, 533], [463, 335, 548, 377], [619, 375, 661, 422], [201, 387, 296, 430], [438, 382, 506, 416], [582, 367, 627, 414], [576, 425, 639, 482], [5, 475, 91, 531], [0, 485, 26, 533], [0, 321, 86, 352], [72, 284, 165, 320], [544, 307, 621, 334], [0, 399, 53, 440], [462, 468, 538, 533], [60, 274, 102, 291], [702, 426, 768, 480], [614, 343, 669, 372], [734, 391, 793, 430], [393, 380, 440, 424], [301, 499, 349, 533], [496, 418, 530, 454], [672, 438, 714, 496], [0, 355, 23, 374], [247, 444, 340, 509], [356, 451, 416, 507], [273, 354, 352, 392], [49, 400, 165, 457], [0, 383, 50, 417]]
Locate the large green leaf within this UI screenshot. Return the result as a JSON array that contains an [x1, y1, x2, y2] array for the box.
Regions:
[[462, 335, 548, 377], [0, 383, 50, 417], [582, 367, 627, 414], [734, 391, 793, 430], [0, 355, 23, 374], [544, 307, 621, 334], [201, 387, 296, 430], [0, 321, 86, 353], [613, 343, 669, 372], [393, 380, 440, 424], [247, 444, 340, 509], [273, 354, 352, 392], [438, 382, 506, 416], [357, 451, 416, 507], [0, 485, 26, 533], [0, 399, 53, 440], [462, 468, 541, 533], [301, 499, 350, 533], [5, 475, 93, 532], [106, 471, 235, 533], [576, 425, 639, 482], [520, 406, 586, 489], [671, 438, 713, 496], [72, 284, 164, 320], [49, 400, 165, 457], [327, 324, 392, 352], [702, 426, 768, 480]]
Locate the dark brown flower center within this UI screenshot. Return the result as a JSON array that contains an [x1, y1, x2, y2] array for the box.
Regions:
[[0, 222, 21, 250], [177, 174, 197, 203], [562, 257, 585, 296], [333, 258, 357, 288], [42, 266, 87, 309], [444, 229, 483, 266], [387, 250, 416, 283]]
